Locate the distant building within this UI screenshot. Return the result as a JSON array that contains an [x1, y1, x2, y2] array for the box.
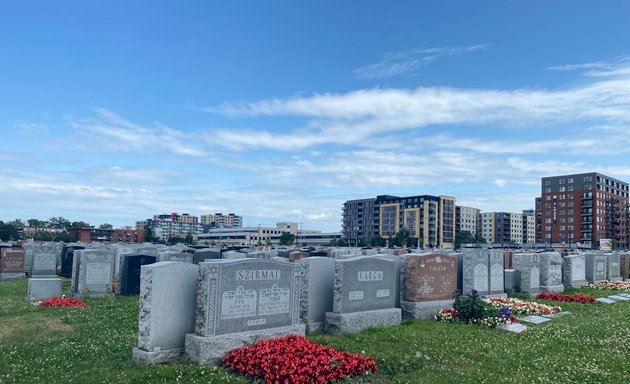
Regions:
[[139, 213, 202, 241], [535, 172, 629, 249], [342, 194, 455, 248], [456, 206, 480, 236], [67, 228, 145, 243], [200, 213, 243, 229], [197, 222, 340, 246], [479, 212, 535, 245]]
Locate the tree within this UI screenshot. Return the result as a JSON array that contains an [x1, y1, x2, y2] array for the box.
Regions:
[[27, 219, 48, 228], [70, 221, 92, 228], [99, 223, 113, 229], [32, 231, 53, 241], [144, 224, 155, 243], [357, 239, 367, 248], [52, 232, 76, 243], [370, 235, 386, 247], [184, 233, 194, 245], [49, 217, 71, 229], [391, 228, 412, 248], [167, 236, 187, 245], [0, 221, 20, 241], [336, 238, 347, 247], [455, 230, 475, 249], [279, 232, 295, 246], [329, 239, 338, 247]]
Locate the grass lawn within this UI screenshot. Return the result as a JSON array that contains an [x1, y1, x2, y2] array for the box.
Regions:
[[1, 279, 629, 383]]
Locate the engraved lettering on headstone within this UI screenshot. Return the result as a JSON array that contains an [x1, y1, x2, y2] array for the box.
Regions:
[[236, 270, 280, 281], [349, 291, 364, 300], [86, 263, 111, 284], [357, 271, 383, 281], [376, 289, 390, 298], [221, 286, 257, 319], [258, 284, 290, 316]]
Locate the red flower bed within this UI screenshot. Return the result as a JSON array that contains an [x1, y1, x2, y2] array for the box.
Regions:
[[39, 297, 88, 308], [222, 334, 377, 384], [535, 291, 595, 304]]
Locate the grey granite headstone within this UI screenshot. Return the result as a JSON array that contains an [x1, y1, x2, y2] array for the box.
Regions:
[[325, 256, 401, 334], [607, 295, 630, 301], [606, 253, 622, 282], [539, 252, 564, 293], [504, 269, 521, 295], [159, 252, 194, 263], [595, 297, 615, 304], [488, 249, 505, 296], [31, 245, 59, 277], [193, 249, 221, 264], [221, 250, 246, 259], [376, 254, 402, 308], [185, 259, 304, 365], [618, 293, 630, 299], [585, 253, 607, 283], [132, 262, 199, 364], [70, 249, 115, 297], [562, 255, 587, 289], [461, 249, 489, 296], [26, 277, 62, 301], [298, 257, 335, 333], [512, 253, 540, 296]]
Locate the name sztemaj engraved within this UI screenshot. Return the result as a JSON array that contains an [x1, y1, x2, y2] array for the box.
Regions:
[[357, 271, 383, 281], [236, 270, 280, 281]]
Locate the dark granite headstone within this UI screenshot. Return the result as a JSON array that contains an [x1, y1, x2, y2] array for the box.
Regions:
[[60, 245, 85, 277], [119, 254, 157, 295]]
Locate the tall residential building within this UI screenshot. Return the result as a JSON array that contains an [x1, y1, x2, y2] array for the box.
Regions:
[[479, 212, 533, 245], [140, 212, 202, 241], [343, 194, 455, 248], [456, 206, 480, 235], [200, 213, 243, 228], [535, 172, 629, 248], [342, 198, 376, 246], [522, 210, 536, 244]]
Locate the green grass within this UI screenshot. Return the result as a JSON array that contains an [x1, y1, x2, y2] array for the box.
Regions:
[[1, 280, 630, 383]]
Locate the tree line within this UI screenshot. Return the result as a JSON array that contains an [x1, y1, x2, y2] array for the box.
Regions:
[[0, 217, 115, 242]]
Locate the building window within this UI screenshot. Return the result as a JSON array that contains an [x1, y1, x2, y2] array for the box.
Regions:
[[568, 178, 574, 183], [559, 186, 566, 192], [545, 180, 551, 186], [567, 185, 574, 191], [545, 188, 551, 193]]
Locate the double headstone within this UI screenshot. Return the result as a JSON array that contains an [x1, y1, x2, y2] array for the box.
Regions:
[[185, 259, 304, 365], [606, 253, 622, 282], [400, 253, 458, 319], [460, 249, 504, 297], [298, 257, 335, 332], [585, 253, 607, 283], [70, 249, 115, 297], [324, 256, 401, 335], [539, 252, 564, 293], [512, 253, 540, 296], [562, 255, 587, 289]]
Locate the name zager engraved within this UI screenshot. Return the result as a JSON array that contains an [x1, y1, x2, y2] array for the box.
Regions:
[[236, 270, 280, 281], [357, 271, 383, 281]]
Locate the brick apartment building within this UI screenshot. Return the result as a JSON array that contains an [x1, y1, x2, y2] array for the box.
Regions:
[[535, 172, 629, 249]]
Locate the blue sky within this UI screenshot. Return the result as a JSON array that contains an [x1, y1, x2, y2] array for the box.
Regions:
[[2, 1, 630, 232]]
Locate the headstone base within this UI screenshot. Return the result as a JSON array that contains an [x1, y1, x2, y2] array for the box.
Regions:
[[539, 284, 565, 293], [608, 277, 623, 282], [0, 272, 25, 280], [304, 321, 325, 333], [325, 308, 401, 335], [401, 299, 454, 320], [563, 280, 587, 289], [185, 324, 306, 366], [26, 278, 62, 301], [132, 347, 183, 365]]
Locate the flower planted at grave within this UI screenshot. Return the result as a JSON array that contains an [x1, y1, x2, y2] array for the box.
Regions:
[[39, 297, 88, 308], [221, 334, 377, 384]]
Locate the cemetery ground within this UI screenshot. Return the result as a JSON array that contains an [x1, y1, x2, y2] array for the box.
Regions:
[[1, 280, 629, 384]]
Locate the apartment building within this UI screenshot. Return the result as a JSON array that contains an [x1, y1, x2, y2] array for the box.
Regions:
[[456, 206, 480, 235], [535, 172, 629, 248], [479, 211, 535, 245], [200, 213, 243, 228], [343, 194, 456, 248], [139, 212, 202, 241]]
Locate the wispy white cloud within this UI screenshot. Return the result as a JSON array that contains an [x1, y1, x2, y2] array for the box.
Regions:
[[206, 61, 630, 151], [353, 44, 492, 79], [67, 108, 208, 157]]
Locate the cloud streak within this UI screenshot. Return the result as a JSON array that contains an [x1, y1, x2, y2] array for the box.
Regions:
[[353, 44, 492, 79]]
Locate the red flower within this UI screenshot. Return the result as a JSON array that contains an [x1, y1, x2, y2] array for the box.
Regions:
[[39, 297, 88, 308], [535, 291, 596, 304], [221, 334, 377, 384]]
